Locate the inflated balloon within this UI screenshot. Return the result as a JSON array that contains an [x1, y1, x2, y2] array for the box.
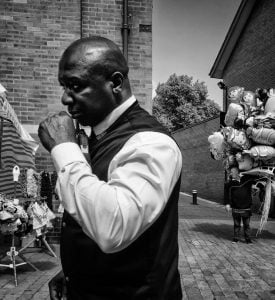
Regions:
[[254, 112, 275, 128], [227, 86, 244, 104], [246, 127, 275, 145], [241, 91, 256, 115], [264, 89, 275, 114], [223, 127, 251, 150], [241, 91, 256, 107], [255, 88, 269, 110], [245, 116, 255, 127], [235, 152, 254, 171], [243, 145, 275, 161], [241, 166, 275, 177], [224, 103, 245, 127], [208, 131, 226, 160]]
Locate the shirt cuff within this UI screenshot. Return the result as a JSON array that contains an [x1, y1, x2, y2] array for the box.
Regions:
[[51, 142, 87, 172]]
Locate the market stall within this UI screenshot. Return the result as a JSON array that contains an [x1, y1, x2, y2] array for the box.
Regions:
[[0, 84, 57, 286]]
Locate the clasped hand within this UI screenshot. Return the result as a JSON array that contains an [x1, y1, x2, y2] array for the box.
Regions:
[[49, 270, 67, 300], [38, 111, 77, 152]]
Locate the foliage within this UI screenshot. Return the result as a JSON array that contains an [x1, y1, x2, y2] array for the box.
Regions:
[[152, 74, 220, 132]]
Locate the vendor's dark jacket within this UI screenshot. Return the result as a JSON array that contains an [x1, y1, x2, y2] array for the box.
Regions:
[[224, 175, 255, 209], [60, 101, 182, 300]]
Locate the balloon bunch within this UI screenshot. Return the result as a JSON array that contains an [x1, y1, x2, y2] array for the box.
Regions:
[[208, 86, 275, 180], [208, 86, 275, 234]]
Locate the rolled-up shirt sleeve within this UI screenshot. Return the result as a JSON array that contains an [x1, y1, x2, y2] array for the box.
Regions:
[[51, 132, 182, 253]]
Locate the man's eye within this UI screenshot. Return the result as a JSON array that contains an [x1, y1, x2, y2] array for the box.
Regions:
[[71, 84, 80, 92], [64, 83, 82, 93]]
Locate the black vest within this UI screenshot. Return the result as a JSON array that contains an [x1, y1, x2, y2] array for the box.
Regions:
[[61, 101, 182, 299]]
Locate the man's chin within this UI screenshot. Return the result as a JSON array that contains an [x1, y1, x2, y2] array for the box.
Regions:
[[76, 117, 91, 127]]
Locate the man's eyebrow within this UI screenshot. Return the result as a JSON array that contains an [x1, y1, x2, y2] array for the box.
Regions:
[[59, 74, 84, 83]]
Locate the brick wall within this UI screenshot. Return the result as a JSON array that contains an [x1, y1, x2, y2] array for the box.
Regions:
[[0, 0, 152, 171], [223, 0, 275, 90], [81, 0, 153, 111], [0, 0, 81, 174], [0, 0, 152, 242], [0, 0, 152, 172], [220, 0, 275, 214], [173, 116, 225, 204]]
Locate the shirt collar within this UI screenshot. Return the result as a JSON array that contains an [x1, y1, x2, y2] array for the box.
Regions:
[[93, 95, 136, 137]]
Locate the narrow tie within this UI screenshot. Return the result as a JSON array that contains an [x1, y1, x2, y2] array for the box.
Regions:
[[88, 129, 98, 148], [76, 128, 92, 163]]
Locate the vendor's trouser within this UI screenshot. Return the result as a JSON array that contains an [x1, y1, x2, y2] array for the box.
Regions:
[[232, 210, 251, 240]]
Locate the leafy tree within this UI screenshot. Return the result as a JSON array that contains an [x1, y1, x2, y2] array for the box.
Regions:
[[152, 74, 220, 132]]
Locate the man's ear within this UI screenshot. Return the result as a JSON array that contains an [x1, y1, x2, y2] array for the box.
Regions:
[[111, 72, 124, 93]]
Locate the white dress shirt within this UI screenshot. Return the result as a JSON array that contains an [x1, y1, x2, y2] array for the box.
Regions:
[[51, 96, 182, 253]]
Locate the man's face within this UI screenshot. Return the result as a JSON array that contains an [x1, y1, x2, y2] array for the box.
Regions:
[[58, 51, 117, 127]]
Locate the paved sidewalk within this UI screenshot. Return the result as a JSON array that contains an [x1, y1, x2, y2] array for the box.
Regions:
[[0, 242, 61, 300], [178, 193, 275, 300], [0, 194, 274, 299]]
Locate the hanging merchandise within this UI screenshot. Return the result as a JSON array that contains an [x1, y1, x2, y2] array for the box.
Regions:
[[0, 86, 38, 168], [208, 87, 275, 234], [26, 168, 39, 199], [40, 171, 53, 209], [0, 167, 56, 236], [0, 84, 58, 286], [0, 194, 29, 235], [0, 84, 38, 197], [27, 201, 56, 236]]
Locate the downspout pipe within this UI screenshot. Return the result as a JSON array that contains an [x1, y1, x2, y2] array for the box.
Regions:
[[80, 0, 83, 38], [122, 0, 130, 61]]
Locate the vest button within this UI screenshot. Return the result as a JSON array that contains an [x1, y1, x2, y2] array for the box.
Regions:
[[65, 276, 69, 282], [62, 222, 66, 228]]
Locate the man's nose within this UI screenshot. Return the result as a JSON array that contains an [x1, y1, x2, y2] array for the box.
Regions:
[[61, 90, 74, 105]]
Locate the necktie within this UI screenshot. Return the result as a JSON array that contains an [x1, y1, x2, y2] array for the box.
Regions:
[[76, 129, 92, 163], [88, 129, 98, 148]]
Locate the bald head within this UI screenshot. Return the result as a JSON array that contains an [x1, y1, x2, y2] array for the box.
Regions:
[[59, 36, 129, 81], [58, 36, 132, 126]]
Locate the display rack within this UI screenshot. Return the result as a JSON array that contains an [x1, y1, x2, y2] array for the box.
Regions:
[[0, 233, 39, 286], [0, 166, 57, 286], [19, 231, 57, 258]]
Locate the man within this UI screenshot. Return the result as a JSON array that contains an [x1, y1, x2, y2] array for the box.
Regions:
[[38, 36, 183, 300], [225, 171, 254, 244]]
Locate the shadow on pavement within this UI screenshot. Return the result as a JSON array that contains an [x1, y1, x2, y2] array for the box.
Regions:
[[191, 222, 275, 241], [28, 260, 58, 271], [0, 259, 58, 274]]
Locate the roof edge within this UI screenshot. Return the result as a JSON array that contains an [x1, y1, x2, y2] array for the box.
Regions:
[[209, 0, 257, 79], [172, 114, 220, 134]]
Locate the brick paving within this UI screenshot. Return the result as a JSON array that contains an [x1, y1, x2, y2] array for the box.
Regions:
[[178, 193, 275, 300], [0, 193, 274, 299], [0, 243, 61, 300]]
